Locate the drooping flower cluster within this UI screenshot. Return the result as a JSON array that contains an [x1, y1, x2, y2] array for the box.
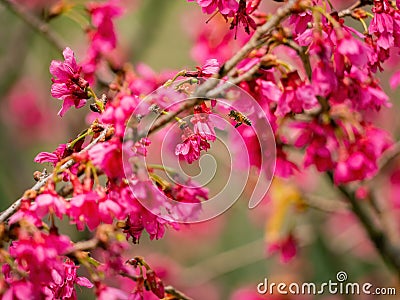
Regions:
[[50, 47, 90, 116], [83, 0, 123, 82]]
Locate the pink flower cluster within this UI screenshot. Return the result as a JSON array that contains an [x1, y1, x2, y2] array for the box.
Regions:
[[83, 0, 123, 83], [50, 47, 89, 116], [188, 0, 238, 16], [176, 102, 216, 164]]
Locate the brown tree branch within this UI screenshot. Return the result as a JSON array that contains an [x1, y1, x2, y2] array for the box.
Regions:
[[378, 140, 400, 173], [0, 126, 110, 224], [338, 0, 374, 18], [0, 0, 65, 53], [164, 286, 194, 300], [327, 172, 400, 276]]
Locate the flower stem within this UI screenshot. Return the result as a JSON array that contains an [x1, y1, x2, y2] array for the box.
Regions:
[[68, 129, 91, 149]]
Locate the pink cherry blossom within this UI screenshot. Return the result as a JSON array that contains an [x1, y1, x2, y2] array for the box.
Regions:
[[83, 0, 123, 82], [96, 284, 129, 300], [133, 138, 151, 156], [2, 280, 35, 300], [294, 121, 336, 172], [10, 231, 72, 286], [275, 71, 319, 116], [196, 58, 220, 76], [188, 0, 238, 16], [123, 209, 167, 243], [275, 147, 299, 178], [175, 126, 210, 164], [46, 259, 93, 299], [68, 191, 101, 231], [34, 144, 69, 166], [50, 47, 89, 116], [334, 124, 392, 184], [30, 192, 67, 220], [89, 140, 124, 179]]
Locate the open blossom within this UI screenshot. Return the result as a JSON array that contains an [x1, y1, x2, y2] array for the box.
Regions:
[[268, 234, 297, 263], [188, 0, 238, 16], [333, 66, 390, 111], [123, 209, 167, 244], [196, 58, 220, 76], [2, 279, 36, 300], [34, 144, 69, 166], [50, 47, 89, 116], [68, 192, 101, 231], [175, 126, 210, 164], [294, 121, 336, 172], [45, 259, 93, 299], [230, 0, 257, 36], [30, 192, 68, 220]]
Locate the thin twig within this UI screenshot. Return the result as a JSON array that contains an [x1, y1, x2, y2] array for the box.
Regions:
[[303, 195, 349, 213], [338, 0, 373, 18], [0, 127, 109, 224], [283, 39, 312, 80], [68, 238, 100, 254], [0, 0, 65, 53], [326, 172, 400, 277], [164, 286, 194, 300], [147, 98, 203, 136], [378, 140, 400, 173]]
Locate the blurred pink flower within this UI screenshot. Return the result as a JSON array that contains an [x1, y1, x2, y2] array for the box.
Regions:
[[87, 0, 123, 54], [268, 234, 297, 263], [96, 284, 129, 300], [188, 0, 238, 15]]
